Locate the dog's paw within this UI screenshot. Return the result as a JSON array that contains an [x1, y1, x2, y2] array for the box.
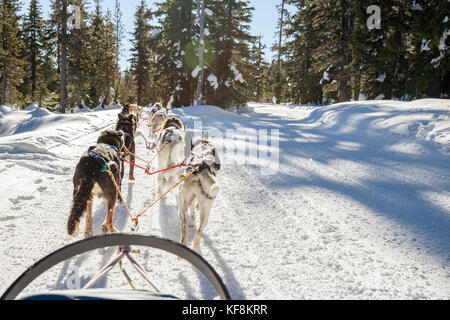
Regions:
[[68, 222, 79, 238], [101, 224, 108, 234], [84, 229, 93, 238]]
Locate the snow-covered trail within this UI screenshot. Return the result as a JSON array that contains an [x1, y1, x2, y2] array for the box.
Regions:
[[0, 101, 449, 299], [220, 102, 450, 299]]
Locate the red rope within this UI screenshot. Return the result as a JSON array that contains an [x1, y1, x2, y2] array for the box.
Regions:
[[122, 157, 182, 176], [152, 128, 162, 134]]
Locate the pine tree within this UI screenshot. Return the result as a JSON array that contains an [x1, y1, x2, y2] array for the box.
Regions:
[[0, 0, 25, 106], [202, 0, 255, 108], [272, 0, 288, 103], [284, 0, 323, 104], [37, 18, 59, 109], [247, 35, 269, 102], [407, 0, 450, 98], [154, 0, 196, 107], [66, 0, 94, 110], [21, 0, 45, 103], [113, 0, 124, 103], [50, 0, 69, 112], [87, 1, 119, 108], [129, 0, 153, 106]]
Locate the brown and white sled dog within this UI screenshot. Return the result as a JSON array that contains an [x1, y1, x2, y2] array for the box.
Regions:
[[155, 117, 187, 193], [67, 130, 125, 238], [178, 133, 221, 251], [116, 109, 137, 180]]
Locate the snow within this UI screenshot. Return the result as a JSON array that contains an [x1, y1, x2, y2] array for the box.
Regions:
[[375, 73, 386, 83], [0, 99, 450, 300], [191, 66, 201, 78], [320, 64, 333, 84], [174, 60, 183, 69], [151, 29, 161, 38], [204, 8, 213, 16], [207, 74, 218, 90], [230, 65, 244, 83], [431, 29, 450, 67], [411, 3, 423, 11], [421, 39, 431, 52]]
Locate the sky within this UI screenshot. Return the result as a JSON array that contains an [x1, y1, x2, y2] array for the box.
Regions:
[[20, 0, 281, 71]]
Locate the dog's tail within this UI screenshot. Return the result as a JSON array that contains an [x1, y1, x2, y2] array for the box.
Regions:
[[200, 170, 220, 199], [67, 160, 96, 237]]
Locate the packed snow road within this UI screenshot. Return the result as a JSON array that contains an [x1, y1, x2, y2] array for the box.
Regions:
[[0, 100, 449, 299]]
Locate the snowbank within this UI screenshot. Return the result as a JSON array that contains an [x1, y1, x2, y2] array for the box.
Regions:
[[292, 99, 450, 154]]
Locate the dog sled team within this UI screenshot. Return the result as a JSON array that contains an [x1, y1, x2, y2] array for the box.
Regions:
[[66, 103, 221, 251]]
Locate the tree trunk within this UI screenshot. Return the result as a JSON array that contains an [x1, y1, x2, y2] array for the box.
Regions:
[[196, 0, 206, 105], [353, 71, 361, 101], [59, 0, 69, 113], [1, 67, 7, 105], [428, 71, 442, 98], [338, 0, 352, 102]]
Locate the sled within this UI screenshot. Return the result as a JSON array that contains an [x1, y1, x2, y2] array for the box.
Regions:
[[1, 234, 231, 300]]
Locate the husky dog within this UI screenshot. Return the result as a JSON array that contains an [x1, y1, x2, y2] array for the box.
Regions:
[[149, 102, 165, 118], [121, 103, 143, 125], [116, 112, 137, 180], [178, 133, 221, 251], [155, 117, 187, 193], [148, 108, 168, 145], [67, 130, 125, 238]]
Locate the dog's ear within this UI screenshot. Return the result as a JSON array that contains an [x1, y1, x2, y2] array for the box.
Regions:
[[184, 123, 187, 130], [126, 113, 135, 123], [203, 132, 209, 141]]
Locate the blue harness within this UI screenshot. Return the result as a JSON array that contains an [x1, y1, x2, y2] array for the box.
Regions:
[[87, 145, 119, 173]]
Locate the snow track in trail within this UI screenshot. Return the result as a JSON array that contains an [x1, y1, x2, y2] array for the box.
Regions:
[[1, 101, 449, 300]]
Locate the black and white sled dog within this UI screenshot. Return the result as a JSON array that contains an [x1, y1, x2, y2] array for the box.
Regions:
[[116, 109, 137, 180], [155, 117, 187, 193], [178, 132, 221, 251], [148, 102, 168, 118], [67, 130, 125, 238]]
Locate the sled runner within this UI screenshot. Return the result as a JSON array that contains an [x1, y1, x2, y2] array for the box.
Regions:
[[1, 234, 231, 300]]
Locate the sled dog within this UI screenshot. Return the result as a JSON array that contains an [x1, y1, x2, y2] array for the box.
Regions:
[[67, 130, 125, 238], [178, 133, 221, 251], [148, 108, 168, 144], [116, 111, 137, 180], [155, 117, 187, 193], [121, 103, 143, 124], [149, 102, 166, 117]]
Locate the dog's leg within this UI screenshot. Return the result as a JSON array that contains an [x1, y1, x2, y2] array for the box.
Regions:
[[189, 200, 196, 228], [178, 194, 190, 247], [129, 141, 136, 181], [84, 200, 93, 238], [102, 198, 118, 234], [193, 199, 213, 251], [157, 174, 164, 194]]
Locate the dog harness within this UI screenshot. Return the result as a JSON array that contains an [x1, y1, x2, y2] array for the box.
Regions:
[[187, 142, 220, 173], [87, 145, 120, 172]]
